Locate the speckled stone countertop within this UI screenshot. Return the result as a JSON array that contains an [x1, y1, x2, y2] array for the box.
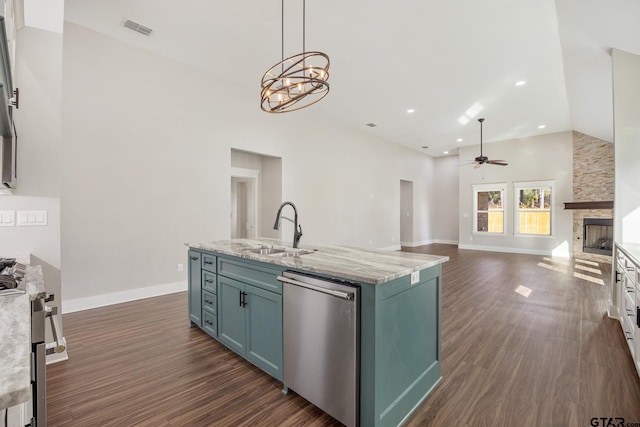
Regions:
[[187, 238, 448, 285], [0, 265, 46, 410], [617, 242, 640, 267]]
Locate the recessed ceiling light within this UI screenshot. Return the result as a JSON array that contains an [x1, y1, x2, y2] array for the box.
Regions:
[[421, 145, 429, 149], [538, 124, 546, 129], [458, 116, 470, 125], [465, 102, 484, 119], [515, 80, 526, 86], [456, 138, 463, 142], [443, 151, 449, 154], [407, 109, 415, 113], [366, 123, 377, 127]]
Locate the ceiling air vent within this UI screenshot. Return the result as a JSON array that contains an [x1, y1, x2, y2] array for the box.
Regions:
[[123, 19, 153, 36]]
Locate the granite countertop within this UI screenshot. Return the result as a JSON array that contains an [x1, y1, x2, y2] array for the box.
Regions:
[[617, 242, 640, 267], [0, 265, 46, 410], [187, 238, 448, 285]]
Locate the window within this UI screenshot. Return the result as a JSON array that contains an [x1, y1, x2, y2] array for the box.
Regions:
[[473, 184, 506, 234], [514, 181, 554, 236]]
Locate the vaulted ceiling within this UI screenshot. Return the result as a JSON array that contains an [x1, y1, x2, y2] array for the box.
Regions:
[[60, 0, 640, 157]]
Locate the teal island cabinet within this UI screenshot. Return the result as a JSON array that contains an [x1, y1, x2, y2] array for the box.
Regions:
[[187, 238, 448, 427]]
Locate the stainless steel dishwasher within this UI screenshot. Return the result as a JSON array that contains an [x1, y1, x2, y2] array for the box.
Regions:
[[278, 271, 359, 427]]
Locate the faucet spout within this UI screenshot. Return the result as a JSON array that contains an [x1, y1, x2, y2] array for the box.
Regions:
[[273, 201, 303, 248]]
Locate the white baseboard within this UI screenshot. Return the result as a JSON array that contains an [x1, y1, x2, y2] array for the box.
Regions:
[[457, 244, 571, 257], [432, 239, 459, 245], [63, 280, 188, 314], [400, 240, 434, 247]]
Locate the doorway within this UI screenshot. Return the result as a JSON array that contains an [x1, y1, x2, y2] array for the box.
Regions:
[[231, 170, 258, 239], [230, 149, 282, 239], [400, 180, 414, 246]]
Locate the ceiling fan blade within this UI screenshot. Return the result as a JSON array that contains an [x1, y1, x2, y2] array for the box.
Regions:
[[456, 161, 476, 166], [486, 160, 508, 166]]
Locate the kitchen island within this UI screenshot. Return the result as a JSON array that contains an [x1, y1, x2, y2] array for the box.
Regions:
[[187, 238, 448, 427]]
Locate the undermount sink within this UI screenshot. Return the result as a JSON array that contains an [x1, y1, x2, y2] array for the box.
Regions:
[[274, 249, 313, 257], [243, 246, 287, 255], [243, 246, 313, 257]]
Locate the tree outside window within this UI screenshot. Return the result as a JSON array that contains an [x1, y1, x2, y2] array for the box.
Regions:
[[515, 181, 553, 235], [473, 184, 506, 234]]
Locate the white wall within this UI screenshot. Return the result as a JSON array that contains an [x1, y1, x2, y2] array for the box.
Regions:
[[612, 48, 640, 243], [433, 155, 459, 244], [0, 26, 63, 336], [458, 132, 573, 256], [400, 180, 413, 245], [60, 23, 436, 308]]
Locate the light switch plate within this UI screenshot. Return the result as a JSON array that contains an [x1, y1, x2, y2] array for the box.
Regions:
[[410, 271, 420, 285], [17, 210, 48, 226], [0, 210, 15, 226]]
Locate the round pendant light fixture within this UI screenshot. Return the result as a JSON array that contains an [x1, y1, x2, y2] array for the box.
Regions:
[[260, 0, 330, 113]]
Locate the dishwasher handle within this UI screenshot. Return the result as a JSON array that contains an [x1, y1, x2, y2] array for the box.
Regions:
[[277, 276, 354, 301]]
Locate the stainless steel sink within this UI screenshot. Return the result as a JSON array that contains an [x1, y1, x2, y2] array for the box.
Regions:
[[243, 246, 313, 257], [275, 250, 313, 257], [243, 246, 287, 255]]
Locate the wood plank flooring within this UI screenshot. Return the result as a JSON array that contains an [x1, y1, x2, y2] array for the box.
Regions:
[[47, 245, 640, 426]]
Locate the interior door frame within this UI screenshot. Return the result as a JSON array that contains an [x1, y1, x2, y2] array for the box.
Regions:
[[231, 167, 260, 238]]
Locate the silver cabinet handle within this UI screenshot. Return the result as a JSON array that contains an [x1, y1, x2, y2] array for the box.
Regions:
[[277, 276, 353, 300]]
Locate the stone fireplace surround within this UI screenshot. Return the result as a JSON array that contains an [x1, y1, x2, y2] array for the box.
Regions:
[[568, 132, 614, 262]]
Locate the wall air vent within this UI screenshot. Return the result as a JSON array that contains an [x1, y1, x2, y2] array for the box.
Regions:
[[123, 19, 153, 36]]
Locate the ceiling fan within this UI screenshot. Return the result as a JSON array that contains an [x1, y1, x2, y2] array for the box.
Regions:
[[468, 118, 508, 168]]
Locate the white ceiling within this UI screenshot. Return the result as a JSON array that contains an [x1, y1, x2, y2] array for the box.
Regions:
[[60, 0, 640, 157]]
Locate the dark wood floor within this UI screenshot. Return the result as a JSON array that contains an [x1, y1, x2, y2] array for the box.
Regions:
[[47, 245, 640, 426]]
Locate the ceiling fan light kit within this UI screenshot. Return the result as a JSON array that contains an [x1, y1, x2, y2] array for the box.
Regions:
[[473, 118, 509, 167]]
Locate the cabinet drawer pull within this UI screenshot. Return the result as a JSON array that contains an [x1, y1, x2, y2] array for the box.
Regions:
[[205, 299, 213, 304], [625, 331, 633, 340], [627, 308, 634, 316], [190, 256, 198, 261], [204, 260, 214, 265], [615, 271, 621, 283], [637, 307, 640, 328], [206, 279, 214, 283], [626, 286, 634, 293]]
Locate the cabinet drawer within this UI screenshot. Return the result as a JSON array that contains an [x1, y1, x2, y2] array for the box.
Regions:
[[203, 271, 217, 293], [218, 256, 283, 294], [203, 310, 217, 338], [202, 254, 217, 273], [203, 290, 217, 315]]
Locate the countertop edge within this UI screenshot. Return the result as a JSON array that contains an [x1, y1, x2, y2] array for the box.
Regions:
[[186, 239, 448, 285]]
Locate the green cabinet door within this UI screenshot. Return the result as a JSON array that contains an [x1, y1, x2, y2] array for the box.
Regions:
[[245, 285, 283, 381], [188, 250, 202, 327], [218, 276, 247, 355]]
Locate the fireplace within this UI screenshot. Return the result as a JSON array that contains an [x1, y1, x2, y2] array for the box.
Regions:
[[583, 218, 613, 256]]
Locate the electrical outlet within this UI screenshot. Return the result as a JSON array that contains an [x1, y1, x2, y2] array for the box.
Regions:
[[177, 263, 184, 272], [410, 271, 420, 285]]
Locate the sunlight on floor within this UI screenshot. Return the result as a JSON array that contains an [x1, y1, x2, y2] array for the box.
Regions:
[[538, 262, 569, 274], [542, 257, 570, 266], [538, 256, 606, 286], [573, 271, 605, 285], [574, 258, 600, 267], [514, 285, 532, 297], [574, 264, 602, 275]]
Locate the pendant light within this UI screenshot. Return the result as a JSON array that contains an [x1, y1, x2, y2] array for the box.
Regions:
[[260, 0, 330, 113]]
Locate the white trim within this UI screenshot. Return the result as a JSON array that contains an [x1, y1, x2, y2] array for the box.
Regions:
[[433, 239, 459, 245], [458, 243, 571, 257], [400, 240, 434, 247], [472, 183, 507, 235], [231, 167, 260, 238], [513, 180, 555, 237], [62, 280, 187, 314]]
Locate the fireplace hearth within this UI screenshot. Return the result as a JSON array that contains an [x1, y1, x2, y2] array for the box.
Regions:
[[583, 218, 613, 256]]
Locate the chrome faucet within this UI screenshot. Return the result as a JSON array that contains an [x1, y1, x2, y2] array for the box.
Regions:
[[273, 201, 303, 248]]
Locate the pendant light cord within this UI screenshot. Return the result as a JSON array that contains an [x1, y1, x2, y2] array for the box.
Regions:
[[303, 0, 306, 53]]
